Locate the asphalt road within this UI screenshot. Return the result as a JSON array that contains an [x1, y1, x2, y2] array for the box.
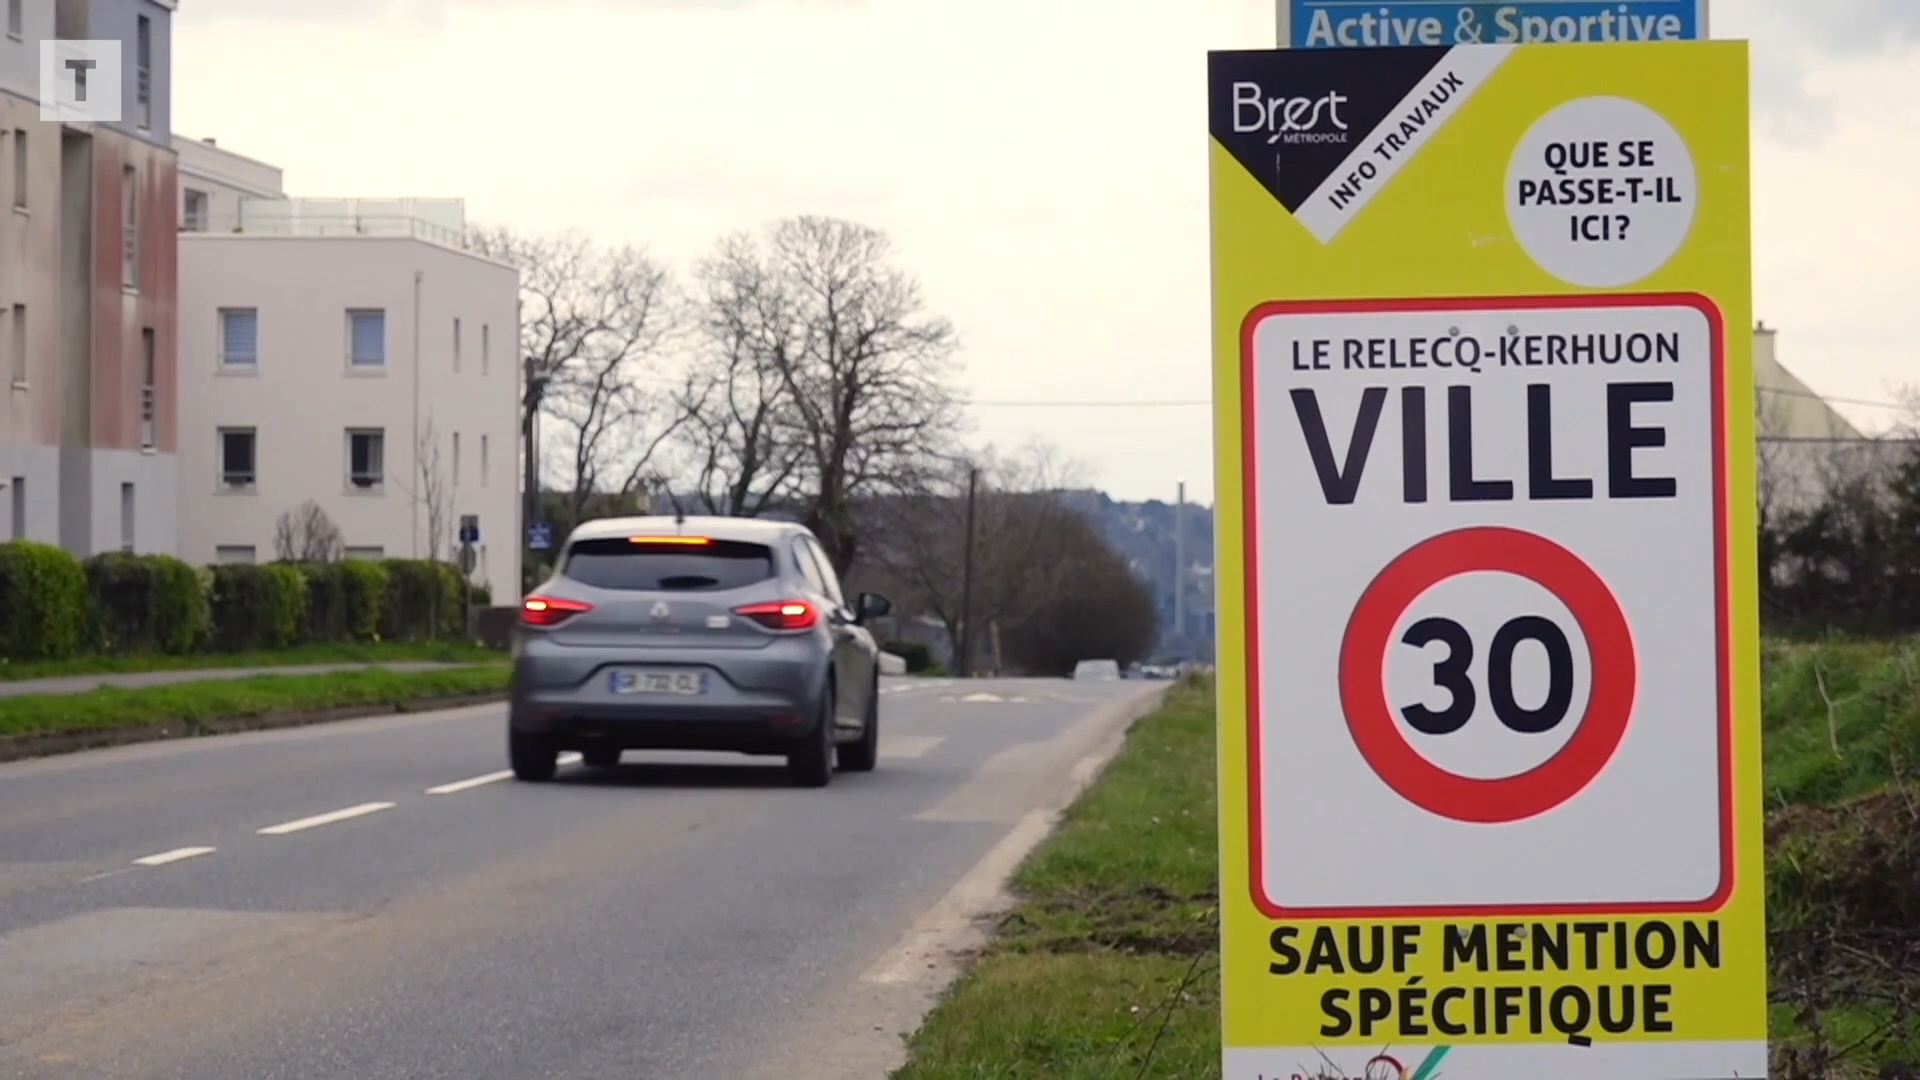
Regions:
[[0, 675, 1163, 1080]]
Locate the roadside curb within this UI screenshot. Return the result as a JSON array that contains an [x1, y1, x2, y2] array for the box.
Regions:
[[0, 691, 509, 764], [734, 682, 1172, 1080]]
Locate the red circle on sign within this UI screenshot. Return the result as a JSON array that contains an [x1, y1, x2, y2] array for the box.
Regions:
[[1338, 526, 1637, 824]]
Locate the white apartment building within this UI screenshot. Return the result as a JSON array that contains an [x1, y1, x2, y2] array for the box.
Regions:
[[1, 0, 182, 556], [175, 136, 521, 602]]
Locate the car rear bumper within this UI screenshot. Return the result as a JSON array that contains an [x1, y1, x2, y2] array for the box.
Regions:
[[508, 642, 825, 755], [513, 707, 818, 755]]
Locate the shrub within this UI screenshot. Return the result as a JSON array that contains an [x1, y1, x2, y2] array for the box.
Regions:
[[883, 639, 934, 673], [339, 559, 388, 641], [83, 552, 208, 655], [207, 563, 307, 651], [380, 559, 462, 641], [296, 562, 352, 643], [0, 541, 87, 660]]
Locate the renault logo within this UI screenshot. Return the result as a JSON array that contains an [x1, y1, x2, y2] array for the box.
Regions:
[[650, 601, 671, 622]]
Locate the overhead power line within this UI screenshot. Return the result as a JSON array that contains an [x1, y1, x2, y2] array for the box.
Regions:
[[967, 398, 1210, 408], [968, 387, 1908, 411]]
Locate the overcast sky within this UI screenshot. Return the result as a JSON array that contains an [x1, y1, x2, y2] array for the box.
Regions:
[[171, 0, 1919, 505]]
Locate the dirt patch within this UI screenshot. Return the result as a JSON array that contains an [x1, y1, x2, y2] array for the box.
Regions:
[[1771, 786, 1920, 1079], [0, 692, 507, 764], [999, 884, 1219, 958]]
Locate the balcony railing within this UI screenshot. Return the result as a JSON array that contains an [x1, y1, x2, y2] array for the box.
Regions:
[[187, 198, 478, 253]]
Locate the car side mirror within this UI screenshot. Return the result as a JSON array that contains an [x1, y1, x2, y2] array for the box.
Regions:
[[856, 593, 892, 623]]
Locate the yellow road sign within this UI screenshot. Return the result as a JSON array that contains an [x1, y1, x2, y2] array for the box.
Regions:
[[1208, 40, 1761, 1079]]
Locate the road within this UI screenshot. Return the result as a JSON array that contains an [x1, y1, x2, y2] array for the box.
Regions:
[[0, 675, 1163, 1079], [0, 662, 475, 698]]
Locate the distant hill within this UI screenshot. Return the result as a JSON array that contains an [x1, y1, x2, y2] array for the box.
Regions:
[[1059, 490, 1216, 662]]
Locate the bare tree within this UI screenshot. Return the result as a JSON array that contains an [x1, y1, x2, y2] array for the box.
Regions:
[[676, 232, 809, 516], [686, 216, 961, 569], [413, 417, 452, 562], [859, 441, 1090, 667], [466, 226, 687, 512], [273, 500, 345, 562]]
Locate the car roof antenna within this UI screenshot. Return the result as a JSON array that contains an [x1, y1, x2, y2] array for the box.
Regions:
[[668, 488, 685, 526]]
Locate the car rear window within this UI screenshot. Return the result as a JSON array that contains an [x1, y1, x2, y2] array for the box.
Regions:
[[561, 538, 775, 591]]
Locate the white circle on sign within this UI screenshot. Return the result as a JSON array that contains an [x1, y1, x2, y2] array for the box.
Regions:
[[1384, 571, 1593, 781], [1505, 96, 1698, 288]]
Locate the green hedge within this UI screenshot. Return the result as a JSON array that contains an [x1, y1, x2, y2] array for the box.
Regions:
[[0, 541, 87, 660], [84, 552, 209, 655], [0, 543, 482, 661], [208, 563, 307, 652], [381, 558, 462, 642]]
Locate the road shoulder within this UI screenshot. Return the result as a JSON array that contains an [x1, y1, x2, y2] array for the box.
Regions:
[[733, 680, 1173, 1080]]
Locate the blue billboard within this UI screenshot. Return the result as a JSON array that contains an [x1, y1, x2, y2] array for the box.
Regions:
[[1282, 1, 1707, 48]]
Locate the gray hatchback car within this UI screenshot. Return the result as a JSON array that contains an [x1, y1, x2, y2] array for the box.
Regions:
[[508, 515, 892, 787]]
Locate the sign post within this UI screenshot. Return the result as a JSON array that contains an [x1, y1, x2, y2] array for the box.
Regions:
[[1207, 40, 1760, 1079], [458, 515, 479, 638], [1278, 1, 1709, 49]]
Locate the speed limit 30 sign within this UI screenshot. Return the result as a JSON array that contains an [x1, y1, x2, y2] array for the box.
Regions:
[[1244, 293, 1731, 919]]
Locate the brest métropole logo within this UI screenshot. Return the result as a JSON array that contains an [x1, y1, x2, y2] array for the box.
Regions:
[[1230, 83, 1352, 146]]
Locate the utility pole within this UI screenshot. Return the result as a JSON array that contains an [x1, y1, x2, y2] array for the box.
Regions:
[[1174, 479, 1187, 649], [957, 466, 979, 678], [522, 357, 549, 575]]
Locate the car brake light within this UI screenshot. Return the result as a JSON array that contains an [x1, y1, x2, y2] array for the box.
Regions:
[[629, 536, 711, 545], [522, 596, 593, 627], [734, 600, 818, 632]]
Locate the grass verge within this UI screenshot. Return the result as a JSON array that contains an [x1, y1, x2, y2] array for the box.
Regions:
[[1762, 637, 1920, 1077], [0, 640, 502, 683], [894, 677, 1220, 1079], [0, 663, 509, 744], [891, 639, 1920, 1080]]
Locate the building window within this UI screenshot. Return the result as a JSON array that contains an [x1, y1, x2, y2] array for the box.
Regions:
[[215, 545, 256, 564], [120, 483, 134, 552], [452, 431, 461, 486], [348, 310, 385, 367], [9, 477, 22, 540], [122, 165, 138, 288], [344, 546, 384, 561], [12, 129, 25, 210], [347, 428, 384, 489], [220, 308, 258, 367], [6, 0, 21, 39], [135, 15, 151, 131], [219, 428, 256, 488], [183, 189, 207, 231], [140, 328, 156, 449], [453, 317, 461, 371], [480, 434, 489, 487], [481, 324, 489, 375], [8, 304, 21, 385]]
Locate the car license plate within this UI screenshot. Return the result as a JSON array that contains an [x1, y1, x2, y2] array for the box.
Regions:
[[610, 670, 707, 696]]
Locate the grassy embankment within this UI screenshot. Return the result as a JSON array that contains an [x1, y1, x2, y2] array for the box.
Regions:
[[894, 641, 1920, 1080], [0, 663, 509, 749], [0, 640, 499, 682]]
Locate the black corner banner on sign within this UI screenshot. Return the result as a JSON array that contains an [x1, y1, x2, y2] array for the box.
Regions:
[[1208, 47, 1454, 212]]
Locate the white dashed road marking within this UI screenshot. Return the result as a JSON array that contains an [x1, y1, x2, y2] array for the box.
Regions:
[[879, 736, 944, 760], [132, 846, 217, 867], [257, 802, 396, 836], [426, 753, 582, 795], [425, 770, 512, 795]]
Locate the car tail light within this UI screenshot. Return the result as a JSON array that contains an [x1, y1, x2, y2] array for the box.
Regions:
[[734, 600, 818, 632], [522, 595, 593, 627], [629, 536, 711, 545]]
